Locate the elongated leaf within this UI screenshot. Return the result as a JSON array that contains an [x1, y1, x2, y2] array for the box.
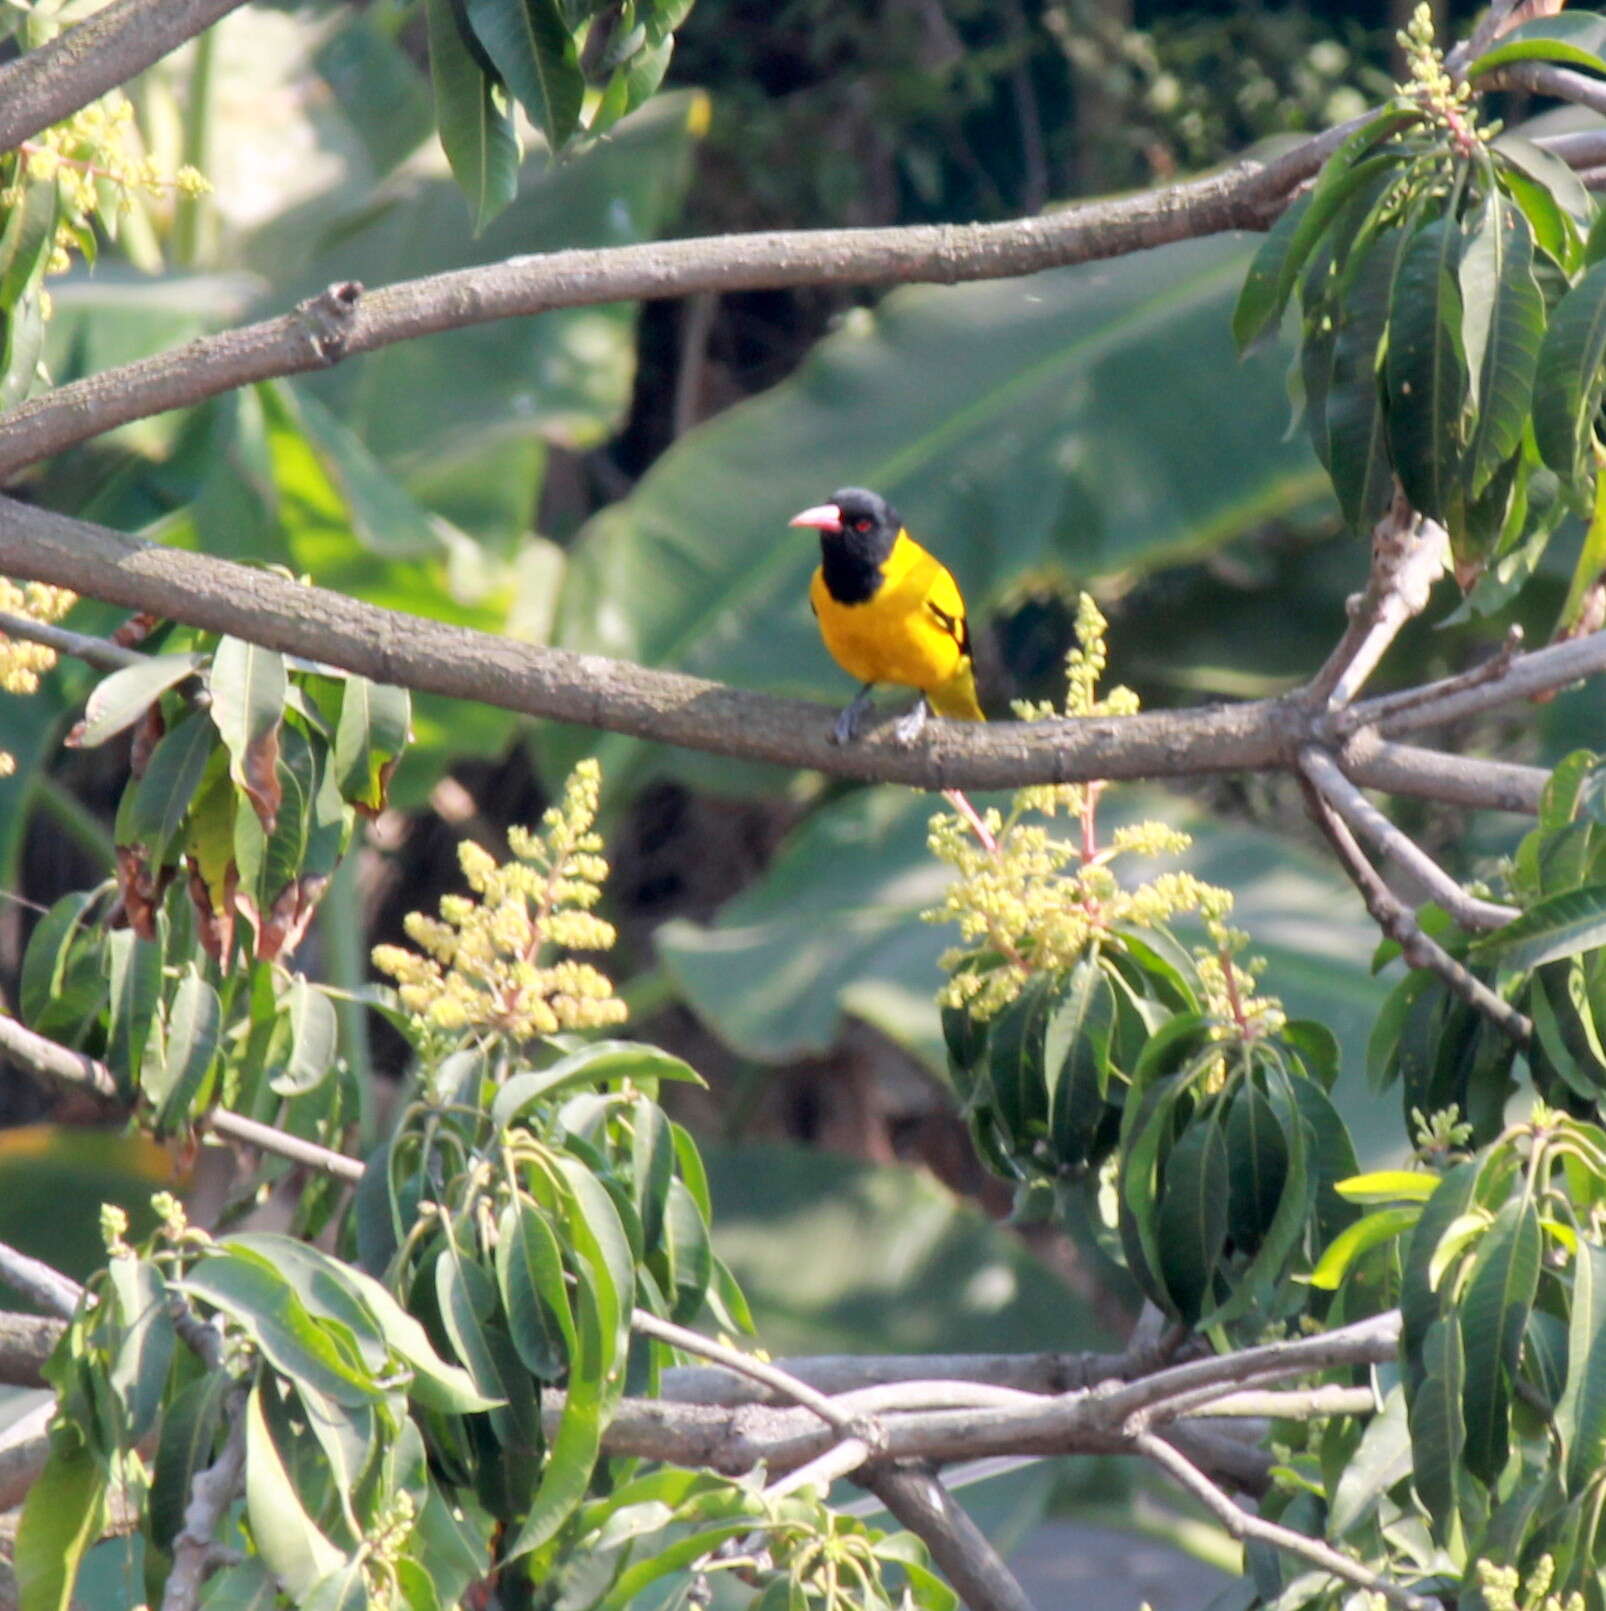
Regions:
[[150, 1370, 229, 1550], [1327, 224, 1413, 531], [1336, 1170, 1441, 1203], [67, 654, 204, 750], [182, 1252, 383, 1406], [491, 1041, 702, 1130], [983, 975, 1052, 1141], [14, 1442, 106, 1611], [208, 636, 286, 831], [333, 675, 410, 813], [1534, 259, 1606, 485], [143, 968, 221, 1125], [1409, 1315, 1465, 1530], [1307, 1204, 1419, 1291], [244, 1382, 346, 1599], [0, 180, 58, 308], [126, 711, 218, 867], [105, 929, 161, 1088], [496, 1198, 573, 1379], [1460, 194, 1544, 494], [1233, 109, 1417, 350], [1469, 14, 1606, 76], [1560, 1240, 1606, 1494], [1225, 1081, 1289, 1247], [1460, 1195, 1542, 1484], [1386, 216, 1467, 527], [1155, 1114, 1229, 1323], [464, 0, 582, 150], [109, 1256, 175, 1443], [1473, 883, 1606, 974], [271, 975, 339, 1096], [1401, 1159, 1480, 1377], [426, 0, 520, 232], [1043, 957, 1117, 1168]]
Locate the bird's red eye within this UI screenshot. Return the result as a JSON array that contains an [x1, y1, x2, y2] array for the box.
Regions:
[[853, 516, 872, 533]]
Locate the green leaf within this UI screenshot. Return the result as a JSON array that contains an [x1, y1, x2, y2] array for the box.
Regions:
[[333, 676, 410, 813], [182, 1251, 383, 1406], [68, 654, 204, 749], [1473, 883, 1606, 974], [14, 1441, 106, 1611], [1559, 1240, 1606, 1494], [983, 975, 1052, 1143], [1042, 956, 1117, 1169], [270, 975, 339, 1096], [1408, 1315, 1465, 1530], [491, 1041, 702, 1129], [1307, 1204, 1419, 1291], [1469, 13, 1606, 76], [1460, 1194, 1542, 1484], [0, 179, 59, 308], [1232, 109, 1417, 351], [1385, 215, 1468, 527], [1335, 1170, 1441, 1202], [464, 0, 582, 150], [143, 968, 221, 1127], [1534, 259, 1606, 485], [108, 1256, 175, 1443], [1327, 223, 1412, 532], [496, 1197, 574, 1379], [105, 929, 161, 1088], [1401, 1159, 1479, 1374], [208, 636, 287, 831], [1330, 1384, 1412, 1537], [1225, 1081, 1289, 1247], [1460, 193, 1544, 495], [150, 1370, 229, 1550], [1155, 1113, 1230, 1324], [244, 1381, 347, 1599], [426, 0, 520, 231], [18, 890, 101, 1038], [126, 711, 218, 867]]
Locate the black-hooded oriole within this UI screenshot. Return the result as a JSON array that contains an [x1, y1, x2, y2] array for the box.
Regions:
[[789, 487, 984, 744]]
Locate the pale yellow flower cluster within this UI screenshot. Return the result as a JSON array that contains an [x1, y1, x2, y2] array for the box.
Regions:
[[1396, 2, 1485, 152], [373, 760, 627, 1041], [927, 594, 1287, 1033], [1011, 594, 1141, 820], [3, 91, 210, 302], [0, 579, 76, 777], [1478, 1558, 1582, 1611]]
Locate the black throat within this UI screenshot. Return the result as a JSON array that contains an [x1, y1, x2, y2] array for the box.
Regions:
[[819, 527, 895, 605]]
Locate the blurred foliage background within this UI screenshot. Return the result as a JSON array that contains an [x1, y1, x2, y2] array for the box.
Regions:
[[3, 0, 1587, 1568]]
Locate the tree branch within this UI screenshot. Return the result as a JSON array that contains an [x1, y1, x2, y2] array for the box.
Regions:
[[0, 496, 1574, 806], [860, 1462, 1038, 1611], [0, 1238, 82, 1320], [0, 609, 142, 673], [1132, 1431, 1439, 1611], [0, 0, 251, 156], [1300, 748, 1520, 931], [0, 128, 1368, 480], [1300, 775, 1533, 1043]]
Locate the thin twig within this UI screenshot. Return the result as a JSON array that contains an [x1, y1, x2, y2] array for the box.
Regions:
[[860, 1461, 1038, 1611], [630, 1310, 865, 1438], [1337, 625, 1524, 735], [0, 610, 143, 672], [761, 1436, 873, 1501], [1300, 748, 1520, 931], [1301, 779, 1532, 1044], [1132, 1431, 1439, 1611]]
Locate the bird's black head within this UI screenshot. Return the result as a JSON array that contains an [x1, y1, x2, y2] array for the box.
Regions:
[[789, 487, 904, 603]]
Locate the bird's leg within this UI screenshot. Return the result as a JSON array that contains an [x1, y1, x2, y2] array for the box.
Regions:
[[893, 696, 931, 746], [831, 683, 878, 745]]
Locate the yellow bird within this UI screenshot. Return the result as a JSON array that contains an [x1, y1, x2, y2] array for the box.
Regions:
[[789, 487, 985, 744]]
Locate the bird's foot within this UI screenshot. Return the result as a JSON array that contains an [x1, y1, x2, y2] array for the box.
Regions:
[[893, 697, 931, 747], [831, 685, 877, 745]]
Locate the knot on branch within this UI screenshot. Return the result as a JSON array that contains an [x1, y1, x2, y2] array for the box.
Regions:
[[297, 281, 364, 364]]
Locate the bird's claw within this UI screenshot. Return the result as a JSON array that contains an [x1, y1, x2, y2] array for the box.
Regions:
[[893, 698, 930, 747], [830, 685, 877, 745]]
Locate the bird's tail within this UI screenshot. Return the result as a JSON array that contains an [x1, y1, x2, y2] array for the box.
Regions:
[[930, 662, 985, 722]]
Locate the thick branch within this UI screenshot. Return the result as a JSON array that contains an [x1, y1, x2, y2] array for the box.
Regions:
[[861, 1462, 1037, 1611], [0, 496, 1571, 802], [0, 129, 1360, 479], [0, 1239, 82, 1320], [0, 0, 250, 156]]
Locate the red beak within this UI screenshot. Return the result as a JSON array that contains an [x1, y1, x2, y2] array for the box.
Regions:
[[788, 503, 843, 534]]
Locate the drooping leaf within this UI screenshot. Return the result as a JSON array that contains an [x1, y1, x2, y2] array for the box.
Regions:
[[208, 636, 287, 831], [463, 0, 583, 150], [244, 1381, 347, 1599], [1469, 13, 1606, 77], [1385, 216, 1468, 529], [1559, 1240, 1606, 1494], [1155, 1113, 1230, 1323], [1460, 1194, 1542, 1484], [14, 1441, 106, 1611], [1409, 1315, 1466, 1530], [270, 975, 339, 1096], [1460, 193, 1544, 494], [143, 968, 221, 1127], [66, 654, 204, 750], [1473, 883, 1606, 974], [1534, 259, 1606, 486], [126, 711, 218, 867], [425, 0, 520, 232], [1307, 1204, 1419, 1291]]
